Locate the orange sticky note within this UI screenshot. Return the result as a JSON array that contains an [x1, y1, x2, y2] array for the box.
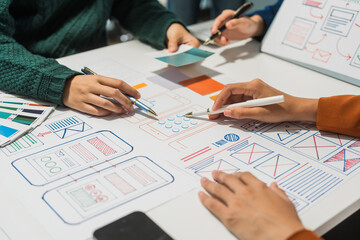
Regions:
[[179, 75, 224, 96], [133, 82, 147, 90]]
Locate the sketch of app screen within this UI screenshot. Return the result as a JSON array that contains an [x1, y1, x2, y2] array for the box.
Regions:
[[12, 131, 133, 186], [43, 156, 174, 224], [282, 17, 316, 49], [122, 92, 191, 124], [322, 6, 359, 37], [140, 105, 216, 141]]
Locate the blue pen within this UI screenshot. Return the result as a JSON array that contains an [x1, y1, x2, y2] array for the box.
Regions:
[[81, 67, 158, 117]]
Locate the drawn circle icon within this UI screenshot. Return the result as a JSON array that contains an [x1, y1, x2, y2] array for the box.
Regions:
[[224, 133, 240, 142]]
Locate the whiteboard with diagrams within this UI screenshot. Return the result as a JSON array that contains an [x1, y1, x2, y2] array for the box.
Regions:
[[262, 0, 360, 86]]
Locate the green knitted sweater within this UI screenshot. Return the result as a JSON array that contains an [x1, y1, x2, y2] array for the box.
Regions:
[[0, 0, 181, 105]]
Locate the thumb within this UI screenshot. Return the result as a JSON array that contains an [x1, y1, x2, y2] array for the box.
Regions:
[[167, 38, 179, 53]]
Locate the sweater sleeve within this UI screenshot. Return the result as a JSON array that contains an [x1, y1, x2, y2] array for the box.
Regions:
[[317, 95, 360, 137], [249, 0, 283, 29], [111, 0, 185, 50], [288, 229, 323, 240], [0, 1, 80, 105]]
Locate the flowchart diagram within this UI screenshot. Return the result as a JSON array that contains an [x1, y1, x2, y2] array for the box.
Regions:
[[262, 0, 360, 86]]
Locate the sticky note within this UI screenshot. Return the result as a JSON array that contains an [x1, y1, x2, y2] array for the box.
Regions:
[[133, 83, 148, 90], [179, 75, 224, 96]]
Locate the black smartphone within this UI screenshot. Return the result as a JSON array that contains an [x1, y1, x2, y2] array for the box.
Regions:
[[93, 211, 173, 240]]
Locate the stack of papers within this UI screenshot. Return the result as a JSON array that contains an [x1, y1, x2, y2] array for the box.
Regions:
[[0, 97, 55, 146]]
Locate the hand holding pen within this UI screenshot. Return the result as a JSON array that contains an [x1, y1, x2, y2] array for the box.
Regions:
[[62, 69, 141, 116], [81, 67, 157, 117], [208, 2, 267, 46]]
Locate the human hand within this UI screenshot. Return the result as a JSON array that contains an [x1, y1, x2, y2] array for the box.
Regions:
[[210, 79, 318, 123], [166, 23, 200, 52], [211, 10, 266, 46], [199, 171, 305, 240], [62, 75, 140, 116]]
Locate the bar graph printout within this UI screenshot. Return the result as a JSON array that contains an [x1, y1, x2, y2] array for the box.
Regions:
[[262, 0, 360, 86]]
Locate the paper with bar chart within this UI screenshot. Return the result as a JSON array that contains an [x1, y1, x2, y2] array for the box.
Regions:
[[262, 0, 360, 86]]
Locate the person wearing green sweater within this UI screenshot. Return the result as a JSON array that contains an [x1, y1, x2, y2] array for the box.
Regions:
[[0, 0, 200, 115]]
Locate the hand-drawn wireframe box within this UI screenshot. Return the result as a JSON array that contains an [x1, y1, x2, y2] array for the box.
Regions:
[[121, 91, 191, 124], [46, 116, 92, 139], [42, 156, 174, 224], [12, 131, 133, 186], [282, 17, 316, 50], [321, 6, 359, 37], [140, 105, 217, 141]]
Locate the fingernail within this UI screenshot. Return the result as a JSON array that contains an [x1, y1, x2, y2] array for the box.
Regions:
[[137, 93, 141, 99], [129, 105, 134, 111], [224, 109, 231, 117], [201, 177, 208, 184]]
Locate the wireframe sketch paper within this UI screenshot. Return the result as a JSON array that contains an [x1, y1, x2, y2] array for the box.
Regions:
[[147, 45, 214, 67], [1, 57, 359, 240], [261, 0, 360, 86]]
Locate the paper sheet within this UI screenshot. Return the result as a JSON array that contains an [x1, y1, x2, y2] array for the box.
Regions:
[[1, 57, 359, 239], [262, 0, 360, 86], [147, 45, 214, 67]]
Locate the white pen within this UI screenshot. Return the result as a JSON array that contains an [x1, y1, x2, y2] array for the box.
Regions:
[[184, 95, 284, 118]]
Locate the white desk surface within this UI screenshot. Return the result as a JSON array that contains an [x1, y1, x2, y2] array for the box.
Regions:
[[56, 32, 360, 240]]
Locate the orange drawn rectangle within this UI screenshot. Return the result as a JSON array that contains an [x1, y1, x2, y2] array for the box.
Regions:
[[179, 75, 224, 96], [133, 82, 148, 90]]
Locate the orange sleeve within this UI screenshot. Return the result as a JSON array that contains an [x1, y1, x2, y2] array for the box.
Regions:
[[288, 229, 323, 240], [317, 95, 360, 137]]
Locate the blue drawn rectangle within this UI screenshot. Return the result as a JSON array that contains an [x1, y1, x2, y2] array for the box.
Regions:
[[42, 156, 174, 225], [230, 143, 273, 165], [258, 122, 309, 145], [323, 149, 360, 175], [12, 131, 133, 186], [321, 6, 358, 37], [254, 154, 300, 179], [46, 116, 92, 139]]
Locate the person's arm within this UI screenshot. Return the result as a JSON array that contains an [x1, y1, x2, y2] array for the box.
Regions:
[[317, 95, 360, 137], [0, 1, 79, 105], [0, 2, 140, 116], [199, 171, 322, 240], [111, 0, 199, 51], [210, 79, 360, 138]]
